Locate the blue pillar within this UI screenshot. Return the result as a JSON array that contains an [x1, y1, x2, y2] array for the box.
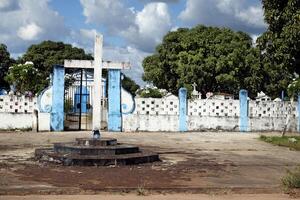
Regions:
[[108, 69, 121, 131], [239, 89, 249, 132], [298, 94, 300, 132], [179, 88, 188, 132], [51, 65, 65, 131]]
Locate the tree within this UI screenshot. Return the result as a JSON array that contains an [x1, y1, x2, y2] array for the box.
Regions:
[[5, 63, 44, 93], [121, 74, 140, 96], [0, 44, 14, 89], [137, 88, 164, 98], [257, 0, 300, 98], [14, 41, 93, 94], [143, 25, 263, 97]]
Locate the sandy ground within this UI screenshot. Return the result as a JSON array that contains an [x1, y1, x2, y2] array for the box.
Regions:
[[0, 131, 299, 199], [0, 194, 297, 200]]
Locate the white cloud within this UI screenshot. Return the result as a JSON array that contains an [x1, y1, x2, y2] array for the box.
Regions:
[[80, 0, 135, 34], [237, 6, 265, 27], [179, 0, 266, 34], [0, 0, 19, 12], [122, 2, 171, 52], [0, 0, 68, 54], [17, 23, 43, 41], [80, 0, 172, 52], [103, 46, 149, 86]]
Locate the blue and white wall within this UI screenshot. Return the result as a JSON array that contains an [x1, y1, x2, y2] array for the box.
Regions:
[[122, 89, 300, 132]]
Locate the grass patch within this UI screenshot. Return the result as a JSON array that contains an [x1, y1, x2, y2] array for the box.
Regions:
[[282, 167, 300, 190], [259, 135, 300, 151]]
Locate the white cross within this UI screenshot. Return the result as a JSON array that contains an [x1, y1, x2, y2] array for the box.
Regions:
[[64, 34, 131, 131], [192, 82, 197, 91]]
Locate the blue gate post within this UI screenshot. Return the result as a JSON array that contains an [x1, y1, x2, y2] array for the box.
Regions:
[[108, 69, 122, 131], [51, 65, 65, 131], [179, 88, 188, 132], [298, 94, 300, 132], [239, 89, 249, 132]]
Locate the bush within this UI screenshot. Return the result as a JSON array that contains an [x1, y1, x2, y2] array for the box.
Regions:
[[282, 167, 300, 189]]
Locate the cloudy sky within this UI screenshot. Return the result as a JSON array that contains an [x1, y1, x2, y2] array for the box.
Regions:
[[0, 0, 266, 85]]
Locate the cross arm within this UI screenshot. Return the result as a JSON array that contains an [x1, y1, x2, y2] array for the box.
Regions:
[[64, 60, 131, 70]]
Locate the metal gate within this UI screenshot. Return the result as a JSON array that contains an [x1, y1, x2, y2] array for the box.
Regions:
[[64, 68, 93, 130]]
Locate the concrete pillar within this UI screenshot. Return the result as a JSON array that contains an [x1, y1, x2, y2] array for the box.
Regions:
[[297, 94, 300, 132], [179, 88, 187, 132], [108, 69, 121, 131], [239, 89, 249, 132], [50, 65, 65, 131], [92, 35, 103, 131]]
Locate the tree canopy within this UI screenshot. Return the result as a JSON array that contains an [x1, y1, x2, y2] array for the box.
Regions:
[[0, 44, 14, 89], [121, 74, 140, 96], [257, 0, 300, 97], [143, 25, 263, 97], [6, 41, 93, 94]]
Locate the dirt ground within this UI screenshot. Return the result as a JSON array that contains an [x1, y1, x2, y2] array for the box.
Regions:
[[0, 131, 300, 199]]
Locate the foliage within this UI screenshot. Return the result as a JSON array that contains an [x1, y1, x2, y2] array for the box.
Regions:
[[5, 63, 46, 93], [282, 167, 300, 190], [0, 44, 15, 89], [143, 25, 263, 98], [257, 0, 300, 98], [15, 41, 93, 94], [259, 135, 300, 151], [121, 74, 140, 96], [137, 88, 164, 98], [287, 78, 300, 98]]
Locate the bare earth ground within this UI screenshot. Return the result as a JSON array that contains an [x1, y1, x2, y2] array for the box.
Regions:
[[0, 131, 299, 200]]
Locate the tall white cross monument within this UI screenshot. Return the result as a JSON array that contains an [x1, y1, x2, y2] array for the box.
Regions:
[[64, 34, 130, 135]]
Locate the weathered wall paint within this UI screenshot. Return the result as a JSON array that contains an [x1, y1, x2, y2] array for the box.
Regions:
[[123, 115, 179, 132], [179, 88, 187, 132], [50, 65, 65, 131], [108, 69, 121, 131], [239, 89, 248, 132], [0, 113, 33, 130]]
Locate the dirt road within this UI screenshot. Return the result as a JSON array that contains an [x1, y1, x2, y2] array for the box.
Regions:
[[0, 194, 297, 200], [0, 131, 299, 198]]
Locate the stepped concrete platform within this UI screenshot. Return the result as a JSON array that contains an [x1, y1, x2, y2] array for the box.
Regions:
[[35, 137, 159, 166]]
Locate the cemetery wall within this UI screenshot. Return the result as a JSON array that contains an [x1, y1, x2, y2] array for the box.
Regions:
[[122, 97, 179, 131], [122, 96, 299, 132], [0, 95, 37, 130]]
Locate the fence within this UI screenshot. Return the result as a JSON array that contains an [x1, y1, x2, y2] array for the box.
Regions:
[[122, 93, 299, 132]]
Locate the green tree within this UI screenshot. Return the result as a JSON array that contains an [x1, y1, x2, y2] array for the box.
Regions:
[[15, 41, 93, 94], [143, 25, 263, 97], [0, 44, 15, 89], [5, 63, 44, 93], [137, 88, 164, 98], [121, 74, 140, 96], [257, 0, 300, 98]]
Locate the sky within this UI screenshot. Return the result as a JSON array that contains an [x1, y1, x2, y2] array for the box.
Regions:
[[0, 0, 267, 85]]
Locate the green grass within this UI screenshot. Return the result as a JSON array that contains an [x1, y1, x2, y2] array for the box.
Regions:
[[282, 167, 300, 190], [259, 135, 300, 151]]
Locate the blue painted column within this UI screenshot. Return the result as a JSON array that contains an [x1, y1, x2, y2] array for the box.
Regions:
[[297, 94, 300, 132], [108, 69, 121, 131], [239, 89, 249, 132], [179, 88, 188, 132], [50, 65, 65, 131]]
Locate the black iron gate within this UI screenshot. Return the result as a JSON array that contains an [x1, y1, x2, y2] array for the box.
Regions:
[[64, 68, 93, 130]]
